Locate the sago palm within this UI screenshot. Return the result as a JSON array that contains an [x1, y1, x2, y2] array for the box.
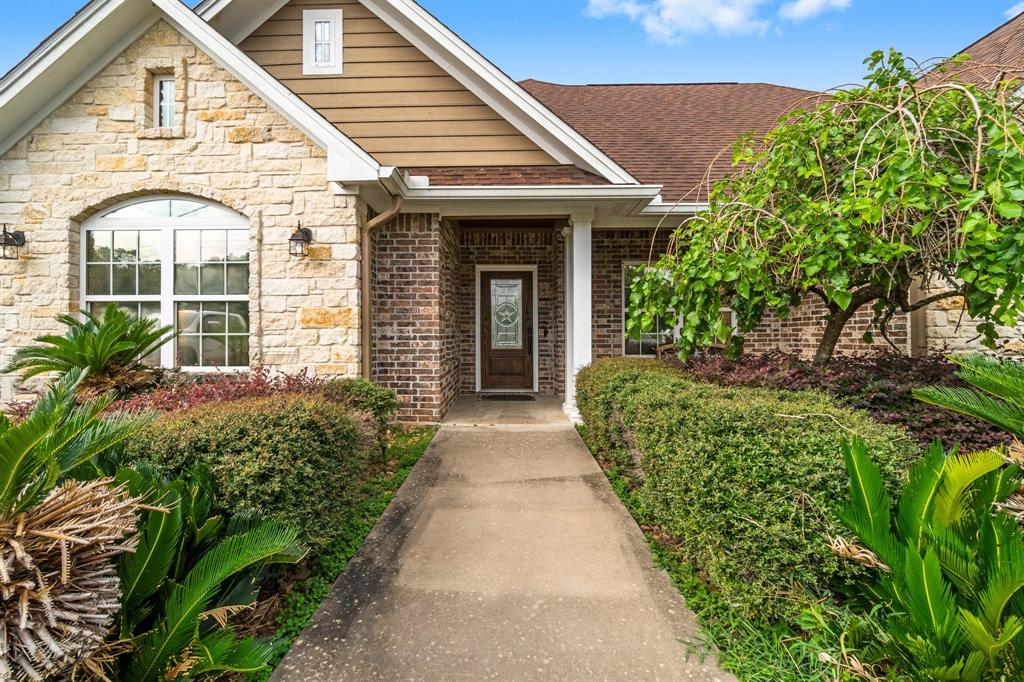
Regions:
[[834, 438, 1024, 679], [4, 303, 176, 397], [0, 370, 152, 679], [114, 468, 306, 680], [914, 353, 1024, 439]]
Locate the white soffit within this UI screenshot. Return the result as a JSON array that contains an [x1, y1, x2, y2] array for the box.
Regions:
[[200, 0, 641, 186]]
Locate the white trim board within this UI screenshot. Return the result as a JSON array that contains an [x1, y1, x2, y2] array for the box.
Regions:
[[475, 265, 540, 393]]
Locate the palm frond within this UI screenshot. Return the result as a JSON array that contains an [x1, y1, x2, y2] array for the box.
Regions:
[[901, 546, 958, 646], [914, 386, 1024, 439], [119, 479, 184, 634], [897, 441, 946, 551], [189, 629, 277, 677], [122, 521, 305, 682], [932, 449, 1005, 529], [839, 438, 902, 569], [949, 353, 1024, 409]]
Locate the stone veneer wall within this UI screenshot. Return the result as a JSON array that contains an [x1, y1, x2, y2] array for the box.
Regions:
[[919, 296, 1024, 356], [593, 228, 909, 360], [457, 227, 565, 394], [0, 21, 362, 402], [371, 213, 460, 422]]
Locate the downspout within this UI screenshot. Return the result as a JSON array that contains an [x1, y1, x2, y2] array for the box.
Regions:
[[361, 197, 402, 380]]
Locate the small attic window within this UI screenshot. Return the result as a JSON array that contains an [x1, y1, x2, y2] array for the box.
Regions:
[[303, 9, 343, 76]]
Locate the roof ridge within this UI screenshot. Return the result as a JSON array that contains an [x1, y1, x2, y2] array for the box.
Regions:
[[521, 79, 818, 92]]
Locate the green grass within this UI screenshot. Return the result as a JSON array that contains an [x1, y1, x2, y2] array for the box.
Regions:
[[578, 424, 866, 682], [255, 426, 437, 679]]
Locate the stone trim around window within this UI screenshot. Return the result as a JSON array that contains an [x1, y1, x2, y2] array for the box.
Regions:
[[136, 58, 187, 139]]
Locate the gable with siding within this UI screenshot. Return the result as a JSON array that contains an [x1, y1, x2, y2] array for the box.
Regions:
[[240, 0, 558, 167]]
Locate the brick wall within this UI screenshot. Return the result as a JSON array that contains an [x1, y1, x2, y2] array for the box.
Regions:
[[371, 213, 460, 422], [743, 300, 910, 358], [0, 21, 362, 403], [457, 227, 565, 394], [593, 228, 909, 361], [592, 229, 672, 359]]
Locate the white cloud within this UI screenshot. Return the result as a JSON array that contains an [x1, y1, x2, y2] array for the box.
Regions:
[[779, 0, 851, 21], [585, 0, 851, 42], [585, 0, 771, 43], [1006, 2, 1024, 19]]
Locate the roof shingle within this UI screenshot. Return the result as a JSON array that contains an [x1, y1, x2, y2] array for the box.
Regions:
[[403, 165, 609, 186], [520, 80, 817, 201]]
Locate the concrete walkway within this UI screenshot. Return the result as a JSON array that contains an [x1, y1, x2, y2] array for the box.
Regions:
[[273, 396, 734, 681]]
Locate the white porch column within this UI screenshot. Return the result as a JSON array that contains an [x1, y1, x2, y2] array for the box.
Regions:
[[563, 213, 593, 422]]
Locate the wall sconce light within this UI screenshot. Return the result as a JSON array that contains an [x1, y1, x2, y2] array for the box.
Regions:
[[1, 226, 26, 261], [289, 224, 312, 258]]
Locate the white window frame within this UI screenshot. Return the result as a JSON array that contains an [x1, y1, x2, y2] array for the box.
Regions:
[[80, 196, 251, 372], [622, 261, 675, 358], [302, 9, 343, 76], [153, 75, 176, 128]]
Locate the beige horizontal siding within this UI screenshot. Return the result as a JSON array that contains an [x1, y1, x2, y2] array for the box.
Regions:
[[238, 0, 556, 167]]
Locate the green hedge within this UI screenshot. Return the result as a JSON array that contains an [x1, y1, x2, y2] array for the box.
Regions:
[[123, 394, 377, 550], [577, 358, 919, 622]]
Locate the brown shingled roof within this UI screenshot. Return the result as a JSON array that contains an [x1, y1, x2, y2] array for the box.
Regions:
[[923, 11, 1024, 86], [404, 165, 609, 186], [520, 80, 818, 201]]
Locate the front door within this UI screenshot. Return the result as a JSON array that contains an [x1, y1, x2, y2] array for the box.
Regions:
[[480, 270, 533, 390]]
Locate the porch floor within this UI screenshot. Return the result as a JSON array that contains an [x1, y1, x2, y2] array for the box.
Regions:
[[442, 394, 566, 426]]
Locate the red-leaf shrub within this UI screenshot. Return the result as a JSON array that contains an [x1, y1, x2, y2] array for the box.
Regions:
[[109, 367, 324, 413], [671, 351, 1008, 451], [109, 368, 399, 452]]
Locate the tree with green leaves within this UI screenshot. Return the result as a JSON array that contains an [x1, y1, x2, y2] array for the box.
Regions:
[[629, 50, 1024, 365]]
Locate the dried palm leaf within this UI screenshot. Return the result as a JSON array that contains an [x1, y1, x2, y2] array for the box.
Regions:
[[0, 478, 142, 681]]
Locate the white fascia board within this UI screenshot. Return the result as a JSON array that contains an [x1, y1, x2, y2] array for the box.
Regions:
[[199, 0, 290, 44], [0, 0, 156, 156], [400, 185, 663, 202], [153, 0, 380, 182], [639, 202, 709, 215], [360, 0, 638, 185]]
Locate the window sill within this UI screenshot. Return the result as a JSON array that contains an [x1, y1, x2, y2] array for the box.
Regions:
[[138, 126, 185, 139]]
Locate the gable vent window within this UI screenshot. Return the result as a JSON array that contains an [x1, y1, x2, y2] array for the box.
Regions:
[[303, 9, 343, 75], [155, 76, 176, 128]]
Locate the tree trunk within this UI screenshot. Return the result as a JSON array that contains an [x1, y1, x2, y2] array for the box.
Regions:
[[812, 303, 862, 367]]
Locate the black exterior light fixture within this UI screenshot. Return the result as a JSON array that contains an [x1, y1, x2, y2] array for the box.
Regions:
[[1, 225, 26, 261], [289, 224, 312, 258]]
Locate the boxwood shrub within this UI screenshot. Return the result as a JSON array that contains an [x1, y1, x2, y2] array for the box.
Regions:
[[577, 358, 919, 622], [123, 394, 377, 550]]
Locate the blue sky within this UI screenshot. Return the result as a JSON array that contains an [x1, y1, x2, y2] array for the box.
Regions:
[[2, 1, 1021, 91]]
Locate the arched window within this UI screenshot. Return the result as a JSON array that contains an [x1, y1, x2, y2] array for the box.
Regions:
[[81, 196, 251, 370]]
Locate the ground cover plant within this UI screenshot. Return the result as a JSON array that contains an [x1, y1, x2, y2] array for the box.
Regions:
[[674, 350, 1008, 451]]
